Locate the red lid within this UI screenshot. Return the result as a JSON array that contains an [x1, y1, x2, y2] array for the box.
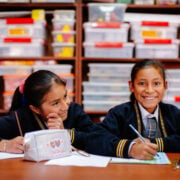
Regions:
[[175, 96, 180, 102], [6, 18, 34, 24], [95, 42, 123, 48], [4, 38, 32, 43], [144, 39, 172, 44], [91, 22, 121, 28], [141, 21, 169, 27]]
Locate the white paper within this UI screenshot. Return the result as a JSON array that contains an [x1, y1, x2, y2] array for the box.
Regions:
[[0, 152, 24, 160], [111, 152, 171, 165], [45, 152, 111, 167]]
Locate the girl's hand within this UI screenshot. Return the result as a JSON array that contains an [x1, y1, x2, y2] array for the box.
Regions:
[[0, 136, 24, 154], [129, 137, 158, 160], [47, 113, 64, 129]]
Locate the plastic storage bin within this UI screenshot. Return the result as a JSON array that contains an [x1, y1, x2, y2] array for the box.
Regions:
[[33, 64, 72, 74], [59, 73, 74, 92], [0, 38, 44, 57], [83, 100, 120, 111], [3, 74, 29, 92], [0, 65, 32, 75], [83, 22, 129, 42], [135, 39, 179, 59], [88, 63, 134, 74], [88, 3, 127, 22], [88, 73, 130, 83], [53, 10, 75, 21], [52, 31, 75, 43], [157, 0, 177, 4], [52, 42, 75, 57], [52, 19, 75, 31], [83, 91, 130, 101], [134, 0, 154, 4], [83, 82, 129, 92], [130, 21, 178, 40], [0, 0, 29, 2], [83, 42, 134, 58], [3, 91, 13, 110], [0, 18, 46, 39]]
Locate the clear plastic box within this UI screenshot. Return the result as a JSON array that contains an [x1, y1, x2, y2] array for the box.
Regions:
[[0, 65, 32, 75], [83, 91, 130, 102], [83, 100, 121, 112], [52, 42, 75, 57], [135, 39, 179, 59], [0, 0, 29, 2], [59, 73, 74, 92], [33, 64, 72, 74], [3, 74, 29, 92], [52, 31, 76, 43], [83, 42, 134, 58], [134, 0, 154, 4], [88, 63, 134, 74], [82, 82, 129, 92], [166, 69, 180, 79], [88, 3, 127, 22], [88, 73, 130, 83], [0, 38, 44, 57], [130, 21, 178, 40], [53, 10, 75, 21], [52, 19, 75, 31], [157, 0, 177, 5], [0, 18, 46, 39], [3, 91, 13, 110], [83, 22, 129, 42]]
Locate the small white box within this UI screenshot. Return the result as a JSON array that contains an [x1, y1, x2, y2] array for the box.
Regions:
[[83, 82, 129, 92], [130, 21, 178, 40], [135, 39, 179, 59], [84, 42, 134, 58], [84, 22, 129, 42], [88, 3, 127, 22]]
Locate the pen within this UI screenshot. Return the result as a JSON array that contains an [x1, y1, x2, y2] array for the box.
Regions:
[[129, 124, 146, 143], [71, 146, 90, 157]]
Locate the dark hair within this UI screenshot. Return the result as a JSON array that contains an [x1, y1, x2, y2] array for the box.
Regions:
[[10, 70, 66, 111], [130, 59, 166, 102]]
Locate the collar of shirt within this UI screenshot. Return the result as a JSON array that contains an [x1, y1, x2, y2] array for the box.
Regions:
[[137, 102, 159, 127]]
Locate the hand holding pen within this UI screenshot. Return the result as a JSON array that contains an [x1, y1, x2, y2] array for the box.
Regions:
[[129, 124, 158, 160]]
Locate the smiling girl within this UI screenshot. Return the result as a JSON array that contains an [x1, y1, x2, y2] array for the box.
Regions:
[[0, 70, 95, 153], [87, 59, 180, 160]]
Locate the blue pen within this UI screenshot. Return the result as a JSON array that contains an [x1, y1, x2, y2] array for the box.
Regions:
[[129, 124, 146, 142]]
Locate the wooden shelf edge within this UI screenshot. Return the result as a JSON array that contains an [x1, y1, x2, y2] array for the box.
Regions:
[[0, 56, 76, 61]]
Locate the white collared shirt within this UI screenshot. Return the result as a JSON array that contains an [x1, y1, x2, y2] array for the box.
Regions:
[[138, 102, 159, 128]]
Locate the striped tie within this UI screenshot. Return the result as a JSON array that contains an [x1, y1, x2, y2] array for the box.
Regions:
[[145, 117, 157, 139]]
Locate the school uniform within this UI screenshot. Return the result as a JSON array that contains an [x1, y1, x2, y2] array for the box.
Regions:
[[86, 100, 180, 158], [0, 102, 95, 150]]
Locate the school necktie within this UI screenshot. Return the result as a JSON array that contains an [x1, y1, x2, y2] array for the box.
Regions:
[[145, 117, 157, 139]]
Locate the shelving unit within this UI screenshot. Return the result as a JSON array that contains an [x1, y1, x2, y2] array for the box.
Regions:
[[0, 1, 180, 120]]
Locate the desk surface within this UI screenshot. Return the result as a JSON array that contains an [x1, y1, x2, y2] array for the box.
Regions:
[[0, 153, 179, 180]]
